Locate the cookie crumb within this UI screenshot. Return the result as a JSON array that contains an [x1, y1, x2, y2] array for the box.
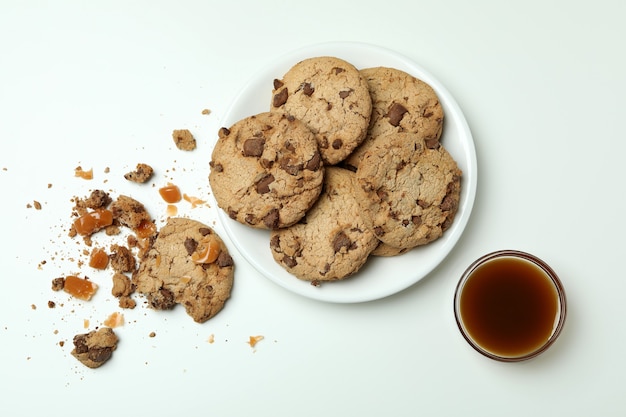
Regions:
[[124, 163, 154, 183], [48, 300, 56, 308], [71, 327, 118, 368], [201, 109, 211, 115], [172, 129, 196, 151], [149, 331, 156, 338], [208, 334, 215, 344], [33, 200, 42, 210]]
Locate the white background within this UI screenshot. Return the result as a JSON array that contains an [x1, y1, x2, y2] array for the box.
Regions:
[[1, 1, 625, 416]]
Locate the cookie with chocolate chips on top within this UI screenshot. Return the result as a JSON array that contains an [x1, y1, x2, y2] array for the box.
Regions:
[[210, 112, 324, 229], [271, 56, 372, 165], [355, 132, 461, 250], [344, 66, 443, 170], [132, 218, 234, 323], [269, 167, 379, 282]]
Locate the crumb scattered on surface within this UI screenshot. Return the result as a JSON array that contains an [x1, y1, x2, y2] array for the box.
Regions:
[[247, 335, 264, 348], [124, 163, 154, 183], [109, 244, 136, 273], [51, 277, 65, 291], [208, 334, 215, 344], [71, 327, 118, 368], [183, 194, 206, 208], [149, 332, 156, 338], [172, 129, 196, 151], [201, 109, 211, 115], [103, 312, 124, 328], [74, 166, 93, 180], [111, 272, 134, 298], [33, 200, 42, 210]]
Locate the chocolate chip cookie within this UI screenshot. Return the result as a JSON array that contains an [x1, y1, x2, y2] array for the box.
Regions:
[[132, 217, 234, 323], [210, 112, 324, 229], [271, 56, 372, 165], [344, 66, 444, 170], [269, 167, 379, 282], [355, 132, 461, 250]]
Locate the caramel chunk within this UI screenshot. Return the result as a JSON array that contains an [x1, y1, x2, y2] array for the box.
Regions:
[[63, 275, 98, 301]]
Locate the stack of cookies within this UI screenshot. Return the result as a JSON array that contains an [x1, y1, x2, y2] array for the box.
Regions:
[[209, 56, 462, 283]]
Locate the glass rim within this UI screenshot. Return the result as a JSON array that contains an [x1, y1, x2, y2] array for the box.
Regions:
[[453, 249, 567, 362]]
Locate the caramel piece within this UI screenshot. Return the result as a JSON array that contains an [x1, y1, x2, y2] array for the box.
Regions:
[[159, 184, 182, 203], [135, 219, 157, 239], [89, 248, 109, 269], [73, 209, 113, 236], [64, 275, 98, 301], [247, 335, 264, 348], [74, 166, 93, 180], [191, 235, 220, 264]]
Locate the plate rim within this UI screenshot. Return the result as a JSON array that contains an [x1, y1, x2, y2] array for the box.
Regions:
[[217, 41, 477, 303]]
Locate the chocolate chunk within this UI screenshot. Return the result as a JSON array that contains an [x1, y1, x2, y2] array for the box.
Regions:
[[273, 79, 284, 89], [302, 82, 314, 96], [216, 252, 234, 268], [245, 214, 256, 225], [279, 157, 303, 175], [332, 67, 345, 75], [282, 255, 297, 268], [332, 139, 343, 149], [374, 226, 385, 237], [73, 334, 88, 354], [260, 158, 274, 169], [284, 141, 296, 152], [198, 227, 211, 236], [412, 215, 422, 226], [263, 208, 280, 229], [270, 235, 281, 251], [255, 173, 275, 194], [184, 237, 198, 256], [332, 231, 352, 253], [242, 137, 266, 157], [88, 347, 114, 364], [339, 90, 352, 99], [387, 103, 408, 127], [273, 88, 288, 107], [305, 151, 322, 171], [425, 137, 440, 149]]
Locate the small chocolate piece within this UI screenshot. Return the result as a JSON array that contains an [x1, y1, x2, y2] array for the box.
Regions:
[[273, 88, 288, 107], [242, 138, 266, 157], [255, 173, 275, 194], [387, 103, 408, 127]]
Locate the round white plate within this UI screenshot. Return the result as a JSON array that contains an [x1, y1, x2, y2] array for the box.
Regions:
[[218, 41, 477, 303]]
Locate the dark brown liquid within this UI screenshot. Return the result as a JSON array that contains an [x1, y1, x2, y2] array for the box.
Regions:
[[459, 257, 559, 358]]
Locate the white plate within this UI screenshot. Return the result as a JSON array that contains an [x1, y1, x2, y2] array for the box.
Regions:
[[218, 42, 477, 303]]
